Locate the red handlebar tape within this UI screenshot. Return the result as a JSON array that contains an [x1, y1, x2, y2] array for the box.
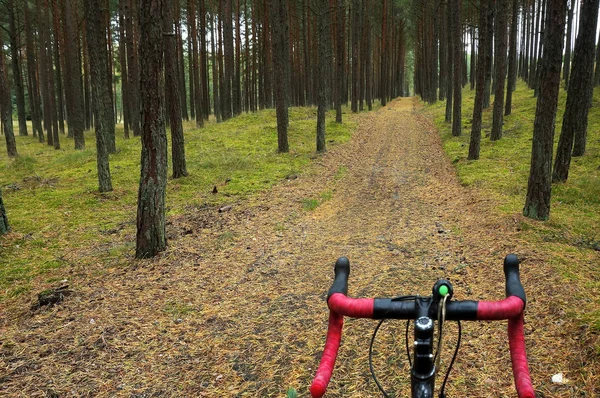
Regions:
[[508, 313, 535, 398], [476, 295, 524, 320], [311, 294, 534, 398], [328, 293, 375, 318], [309, 311, 343, 398]]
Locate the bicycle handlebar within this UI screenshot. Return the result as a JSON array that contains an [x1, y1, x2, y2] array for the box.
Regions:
[[310, 255, 535, 398]]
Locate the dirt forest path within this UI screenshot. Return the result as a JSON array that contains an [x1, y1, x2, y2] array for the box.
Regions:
[[1, 98, 594, 397]]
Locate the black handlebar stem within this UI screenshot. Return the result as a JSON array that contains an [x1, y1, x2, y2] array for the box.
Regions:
[[504, 254, 526, 306], [328, 257, 350, 298]]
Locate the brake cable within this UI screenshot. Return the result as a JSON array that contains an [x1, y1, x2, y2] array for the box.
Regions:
[[369, 295, 416, 398], [369, 294, 463, 398]]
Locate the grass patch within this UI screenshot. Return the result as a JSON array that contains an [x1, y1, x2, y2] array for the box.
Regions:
[[302, 198, 320, 211], [428, 81, 600, 339], [0, 106, 357, 300], [428, 81, 600, 247]]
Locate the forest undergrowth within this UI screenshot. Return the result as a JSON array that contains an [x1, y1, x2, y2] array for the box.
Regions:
[[0, 95, 598, 397]]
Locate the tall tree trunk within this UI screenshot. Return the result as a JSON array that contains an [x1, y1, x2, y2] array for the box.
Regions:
[[84, 0, 113, 193], [244, 0, 250, 112], [563, 2, 574, 87], [505, 0, 519, 116], [7, 0, 28, 136], [594, 29, 600, 86], [553, 0, 599, 181], [175, 1, 188, 120], [83, 23, 93, 130], [523, 0, 567, 220], [200, 0, 210, 119], [52, 0, 66, 136], [469, 0, 490, 160], [316, 0, 330, 153], [125, 0, 140, 136], [451, 0, 462, 136], [187, 6, 195, 120], [469, 23, 475, 90], [233, 0, 242, 116], [483, 3, 494, 108], [136, 0, 167, 259], [164, 0, 188, 178], [438, 0, 447, 101], [223, 0, 234, 119], [491, 0, 508, 141], [533, 0, 547, 97], [445, 1, 453, 122], [189, 0, 203, 126], [24, 0, 44, 140], [271, 0, 290, 153], [380, 0, 387, 106], [351, 0, 360, 112], [365, 1, 372, 108], [0, 32, 18, 157], [118, 0, 130, 138], [210, 11, 221, 122], [63, 0, 86, 148], [263, 0, 272, 107], [432, 0, 439, 100], [42, 0, 60, 149], [0, 189, 9, 235]]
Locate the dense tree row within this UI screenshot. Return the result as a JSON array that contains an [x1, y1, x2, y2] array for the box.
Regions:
[[0, 0, 409, 257], [413, 0, 599, 221], [3, 0, 598, 254]]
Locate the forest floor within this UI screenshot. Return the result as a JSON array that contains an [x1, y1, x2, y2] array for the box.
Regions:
[[1, 97, 599, 397]]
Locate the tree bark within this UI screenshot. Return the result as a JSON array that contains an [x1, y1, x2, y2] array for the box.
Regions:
[[189, 0, 203, 126], [125, 0, 140, 136], [200, 0, 210, 119], [468, 0, 490, 160], [175, 1, 188, 121], [0, 32, 18, 157], [24, 0, 44, 140], [335, 0, 345, 122], [365, 0, 373, 109], [84, 0, 113, 193], [316, 0, 330, 153], [505, 0, 518, 116], [63, 0, 86, 148], [594, 28, 600, 86], [270, 0, 290, 153], [380, 0, 388, 106], [451, 0, 461, 136], [136, 0, 167, 259], [118, 0, 130, 137], [210, 11, 221, 122], [445, 0, 453, 122], [553, 0, 599, 182], [223, 0, 234, 119], [563, 2, 574, 87], [483, 3, 494, 109], [523, 0, 567, 220], [163, 0, 188, 178], [0, 189, 9, 235], [41, 0, 60, 149], [491, 0, 508, 140], [233, 0, 242, 116], [51, 0, 66, 136], [7, 0, 28, 137]]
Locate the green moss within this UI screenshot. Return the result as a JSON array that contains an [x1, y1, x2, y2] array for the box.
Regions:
[[429, 81, 600, 248], [0, 106, 356, 300]]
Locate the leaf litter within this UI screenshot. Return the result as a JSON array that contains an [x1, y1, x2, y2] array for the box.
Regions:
[[1, 98, 598, 397]]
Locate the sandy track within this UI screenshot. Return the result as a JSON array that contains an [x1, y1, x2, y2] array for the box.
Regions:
[[1, 98, 592, 397]]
